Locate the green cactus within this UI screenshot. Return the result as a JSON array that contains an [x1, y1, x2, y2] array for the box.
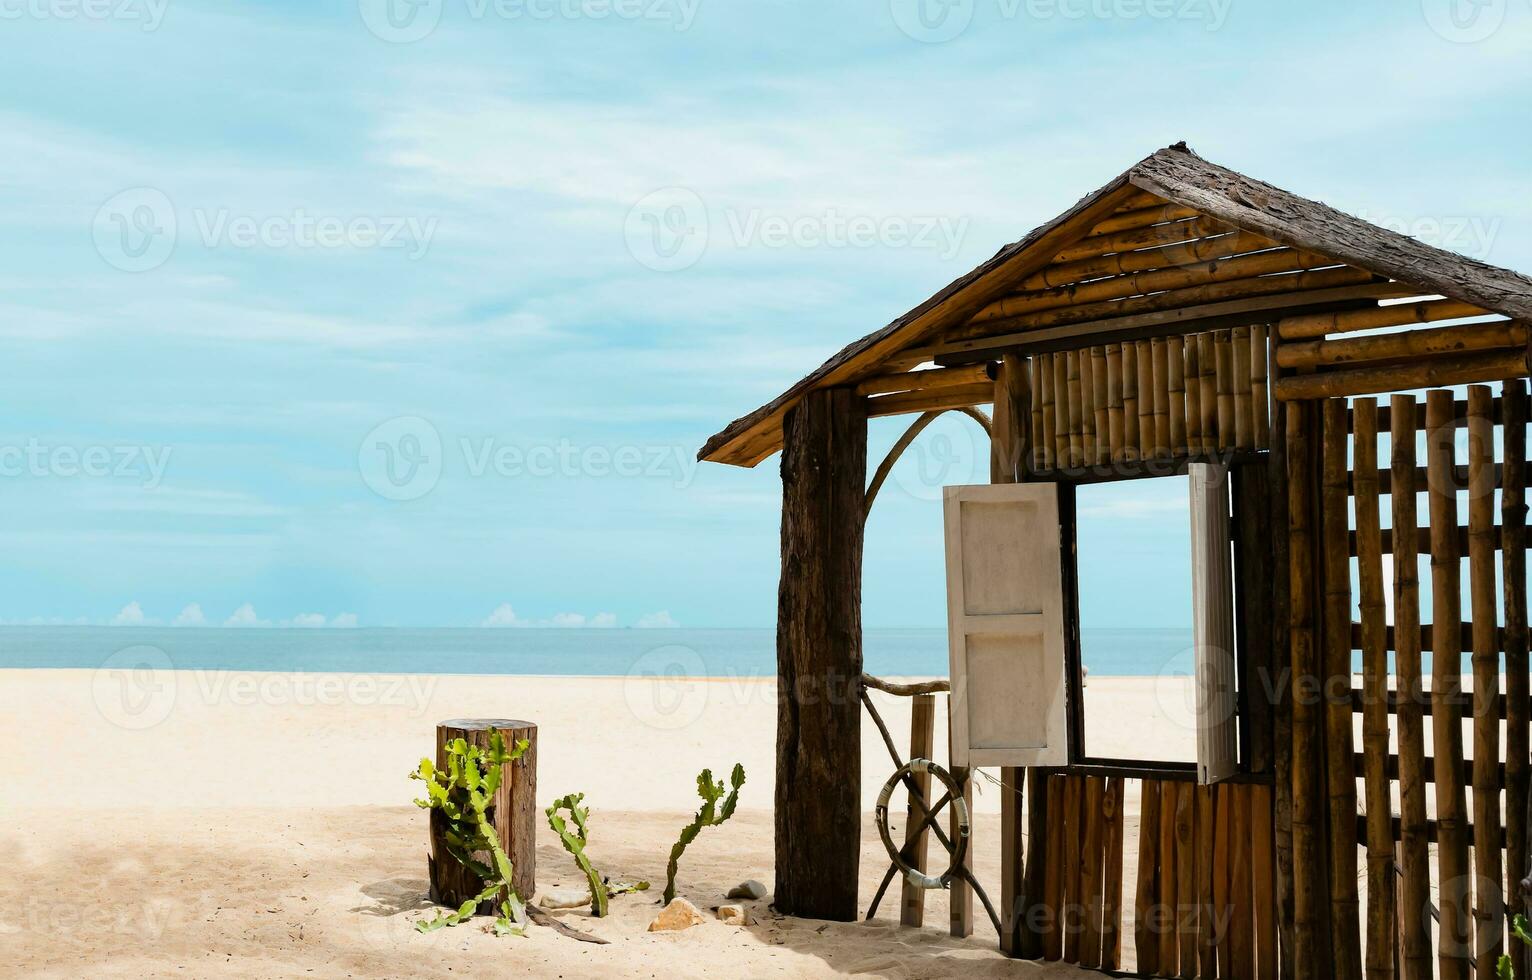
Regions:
[[663, 763, 745, 904], [410, 732, 530, 936], [546, 793, 611, 917]]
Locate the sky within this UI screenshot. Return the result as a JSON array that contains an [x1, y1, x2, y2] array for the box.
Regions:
[[0, 0, 1529, 629]]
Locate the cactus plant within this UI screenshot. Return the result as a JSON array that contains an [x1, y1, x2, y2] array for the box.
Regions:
[[410, 732, 530, 936], [663, 763, 745, 904], [546, 793, 610, 917]]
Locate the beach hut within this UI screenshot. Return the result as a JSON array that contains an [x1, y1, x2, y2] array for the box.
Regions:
[[697, 143, 1532, 979]]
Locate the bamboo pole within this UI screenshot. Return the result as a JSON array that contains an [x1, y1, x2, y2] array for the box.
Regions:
[[1321, 397, 1363, 980], [1136, 780, 1163, 975], [1252, 324, 1271, 449], [1045, 773, 1066, 960], [1039, 352, 1056, 472], [1020, 229, 1276, 291], [1106, 344, 1125, 464], [1092, 346, 1110, 466], [1030, 355, 1045, 475], [866, 383, 995, 418], [1216, 331, 1235, 452], [1253, 784, 1278, 980], [1064, 775, 1083, 963], [1175, 782, 1196, 977], [1199, 333, 1218, 453], [1275, 319, 1525, 370], [974, 248, 1340, 323], [1052, 214, 1228, 264], [1167, 336, 1187, 455], [1067, 351, 1084, 470], [1391, 393, 1433, 980], [1273, 349, 1528, 401], [1467, 384, 1503, 976], [1427, 388, 1472, 980], [956, 265, 1381, 339], [1503, 380, 1531, 980], [1081, 348, 1098, 469], [1197, 784, 1217, 978], [899, 694, 937, 927], [1081, 776, 1106, 969], [1354, 397, 1397, 980], [1213, 784, 1233, 976], [1232, 786, 1255, 980], [1102, 777, 1126, 971], [1185, 336, 1204, 455], [1136, 340, 1155, 459], [855, 363, 994, 396], [1159, 777, 1180, 973], [1287, 400, 1327, 980], [1123, 341, 1141, 462], [1233, 327, 1254, 450], [1152, 338, 1171, 458], [1086, 202, 1201, 237], [1278, 298, 1491, 341], [1053, 351, 1070, 469]]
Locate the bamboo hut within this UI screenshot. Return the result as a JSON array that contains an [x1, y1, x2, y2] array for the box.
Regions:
[[698, 143, 1532, 978]]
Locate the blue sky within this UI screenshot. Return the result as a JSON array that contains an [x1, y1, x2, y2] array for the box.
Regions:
[[0, 0, 1528, 628]]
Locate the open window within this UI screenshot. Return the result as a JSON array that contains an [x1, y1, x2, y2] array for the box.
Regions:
[[943, 470, 1243, 783]]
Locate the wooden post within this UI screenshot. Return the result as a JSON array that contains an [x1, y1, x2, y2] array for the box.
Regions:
[[1391, 394, 1433, 980], [1286, 399, 1329, 980], [1101, 777, 1126, 971], [1467, 385, 1503, 975], [1175, 782, 1197, 977], [1427, 389, 1472, 979], [899, 693, 936, 928], [428, 719, 538, 909], [1044, 773, 1066, 960], [1123, 342, 1141, 462], [1020, 770, 1053, 959], [1268, 364, 1297, 980], [1503, 380, 1530, 980], [1354, 398, 1397, 980], [993, 354, 1028, 953], [776, 386, 865, 921], [1135, 780, 1163, 976], [1321, 398, 1362, 980]]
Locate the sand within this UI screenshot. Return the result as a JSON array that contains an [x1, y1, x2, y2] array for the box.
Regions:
[[0, 669, 1193, 977]]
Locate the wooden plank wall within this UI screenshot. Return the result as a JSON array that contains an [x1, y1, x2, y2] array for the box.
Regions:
[[1334, 381, 1530, 980]]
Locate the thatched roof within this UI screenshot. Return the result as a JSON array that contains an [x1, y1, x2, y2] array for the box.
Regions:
[[699, 143, 1532, 467]]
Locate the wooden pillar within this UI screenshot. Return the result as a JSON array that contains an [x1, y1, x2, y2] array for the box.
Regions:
[[993, 353, 1030, 954], [776, 385, 866, 921], [428, 719, 538, 908]]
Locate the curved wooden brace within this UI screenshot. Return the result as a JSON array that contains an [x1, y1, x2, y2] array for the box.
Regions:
[[864, 407, 993, 516]]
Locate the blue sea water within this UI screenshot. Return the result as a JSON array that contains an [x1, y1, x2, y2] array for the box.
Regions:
[[0, 626, 1196, 677]]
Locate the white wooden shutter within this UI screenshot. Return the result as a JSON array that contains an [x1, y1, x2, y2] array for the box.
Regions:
[[1189, 463, 1238, 784], [943, 483, 1067, 768]]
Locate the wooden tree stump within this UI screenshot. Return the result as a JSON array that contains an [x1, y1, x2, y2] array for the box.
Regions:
[[428, 718, 537, 911]]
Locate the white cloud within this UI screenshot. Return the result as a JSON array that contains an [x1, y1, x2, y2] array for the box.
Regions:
[[224, 603, 267, 628], [549, 612, 586, 628], [288, 612, 327, 628], [635, 610, 678, 629], [330, 612, 359, 628], [482, 603, 521, 627], [172, 603, 206, 627], [110, 601, 151, 626], [589, 612, 618, 628]]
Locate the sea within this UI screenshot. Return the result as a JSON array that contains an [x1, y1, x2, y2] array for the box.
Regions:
[[0, 626, 1198, 677]]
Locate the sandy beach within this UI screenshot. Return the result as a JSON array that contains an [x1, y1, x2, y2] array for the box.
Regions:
[[0, 670, 1196, 978]]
